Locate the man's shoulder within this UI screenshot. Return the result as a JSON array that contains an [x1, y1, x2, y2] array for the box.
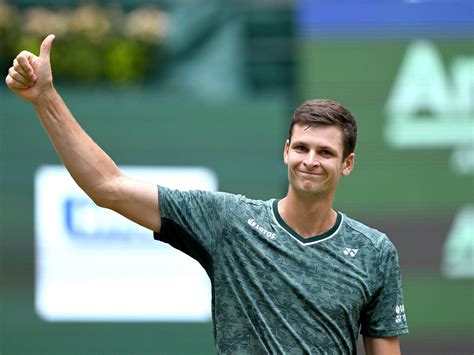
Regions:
[[159, 186, 272, 211], [341, 214, 394, 253], [188, 189, 271, 207]]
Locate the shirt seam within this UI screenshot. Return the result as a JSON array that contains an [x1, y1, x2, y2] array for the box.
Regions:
[[362, 327, 409, 337]]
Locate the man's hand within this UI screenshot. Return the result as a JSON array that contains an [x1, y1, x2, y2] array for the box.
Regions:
[[5, 34, 55, 103]]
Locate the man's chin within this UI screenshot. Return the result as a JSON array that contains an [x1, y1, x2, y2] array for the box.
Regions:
[[294, 184, 323, 196], [289, 179, 329, 197]]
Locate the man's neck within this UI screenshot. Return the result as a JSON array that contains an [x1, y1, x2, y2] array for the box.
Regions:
[[278, 189, 337, 239]]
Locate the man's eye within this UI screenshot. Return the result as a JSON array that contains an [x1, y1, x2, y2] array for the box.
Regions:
[[294, 145, 306, 152]]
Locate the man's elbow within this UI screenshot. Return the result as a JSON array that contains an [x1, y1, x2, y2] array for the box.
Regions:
[[88, 177, 124, 210]]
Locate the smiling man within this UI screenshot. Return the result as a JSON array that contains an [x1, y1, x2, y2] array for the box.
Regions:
[[6, 35, 408, 354]]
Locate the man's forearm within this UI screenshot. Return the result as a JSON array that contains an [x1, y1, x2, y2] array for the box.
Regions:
[[363, 336, 401, 355], [33, 89, 122, 206]]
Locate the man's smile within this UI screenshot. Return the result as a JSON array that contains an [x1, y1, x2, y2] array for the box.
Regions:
[[298, 170, 325, 177]]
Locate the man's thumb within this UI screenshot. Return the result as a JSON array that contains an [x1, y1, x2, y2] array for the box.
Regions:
[[39, 34, 55, 61]]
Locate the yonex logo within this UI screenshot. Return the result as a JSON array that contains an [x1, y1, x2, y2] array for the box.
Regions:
[[247, 218, 277, 240], [343, 248, 359, 257]]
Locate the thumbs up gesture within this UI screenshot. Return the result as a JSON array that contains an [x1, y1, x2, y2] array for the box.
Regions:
[[5, 34, 56, 103]]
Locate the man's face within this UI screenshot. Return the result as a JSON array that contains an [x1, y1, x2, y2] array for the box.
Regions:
[[284, 123, 354, 198]]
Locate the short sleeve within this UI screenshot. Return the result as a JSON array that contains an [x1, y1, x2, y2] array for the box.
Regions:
[[153, 186, 242, 268], [360, 240, 409, 337]]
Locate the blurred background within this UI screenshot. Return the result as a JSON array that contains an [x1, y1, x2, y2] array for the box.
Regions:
[[1, 0, 473, 354]]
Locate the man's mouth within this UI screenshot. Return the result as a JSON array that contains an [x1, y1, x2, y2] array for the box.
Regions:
[[298, 170, 324, 177]]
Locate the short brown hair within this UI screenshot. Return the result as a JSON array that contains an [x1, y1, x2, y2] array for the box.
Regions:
[[289, 99, 357, 159]]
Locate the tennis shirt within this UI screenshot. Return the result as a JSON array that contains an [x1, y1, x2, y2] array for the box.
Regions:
[[153, 187, 409, 354]]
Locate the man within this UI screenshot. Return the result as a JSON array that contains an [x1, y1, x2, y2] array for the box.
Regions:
[[6, 35, 408, 354]]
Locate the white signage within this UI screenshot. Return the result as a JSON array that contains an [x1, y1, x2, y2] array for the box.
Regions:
[[385, 40, 474, 278], [385, 40, 474, 173], [35, 165, 217, 321]]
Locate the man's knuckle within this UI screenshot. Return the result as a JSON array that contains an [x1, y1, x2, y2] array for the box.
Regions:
[[5, 76, 15, 88], [10, 72, 19, 81], [9, 71, 22, 82], [17, 53, 29, 64]]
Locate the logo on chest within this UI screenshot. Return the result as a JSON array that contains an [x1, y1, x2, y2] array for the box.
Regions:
[[247, 218, 277, 240], [343, 247, 359, 257]]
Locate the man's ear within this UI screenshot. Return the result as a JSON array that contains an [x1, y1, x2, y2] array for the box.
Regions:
[[283, 139, 290, 165], [342, 153, 355, 176]]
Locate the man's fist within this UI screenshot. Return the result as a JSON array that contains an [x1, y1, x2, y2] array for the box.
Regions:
[[5, 34, 55, 103]]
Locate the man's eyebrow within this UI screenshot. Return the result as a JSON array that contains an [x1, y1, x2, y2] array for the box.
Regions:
[[290, 141, 339, 153], [306, 143, 340, 153], [319, 145, 337, 151], [290, 140, 307, 146]]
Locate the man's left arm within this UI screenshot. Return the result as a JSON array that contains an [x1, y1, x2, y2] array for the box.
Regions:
[[360, 240, 408, 352], [363, 335, 401, 355]]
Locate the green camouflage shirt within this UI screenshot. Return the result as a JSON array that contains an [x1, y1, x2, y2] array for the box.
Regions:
[[154, 187, 408, 354]]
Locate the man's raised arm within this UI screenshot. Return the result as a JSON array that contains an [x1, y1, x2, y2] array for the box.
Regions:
[[5, 34, 161, 232]]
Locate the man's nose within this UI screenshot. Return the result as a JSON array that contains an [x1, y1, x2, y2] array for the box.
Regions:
[[303, 151, 320, 167]]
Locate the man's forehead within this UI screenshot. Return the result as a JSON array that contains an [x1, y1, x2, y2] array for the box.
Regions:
[[290, 123, 344, 149], [293, 123, 343, 137]]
